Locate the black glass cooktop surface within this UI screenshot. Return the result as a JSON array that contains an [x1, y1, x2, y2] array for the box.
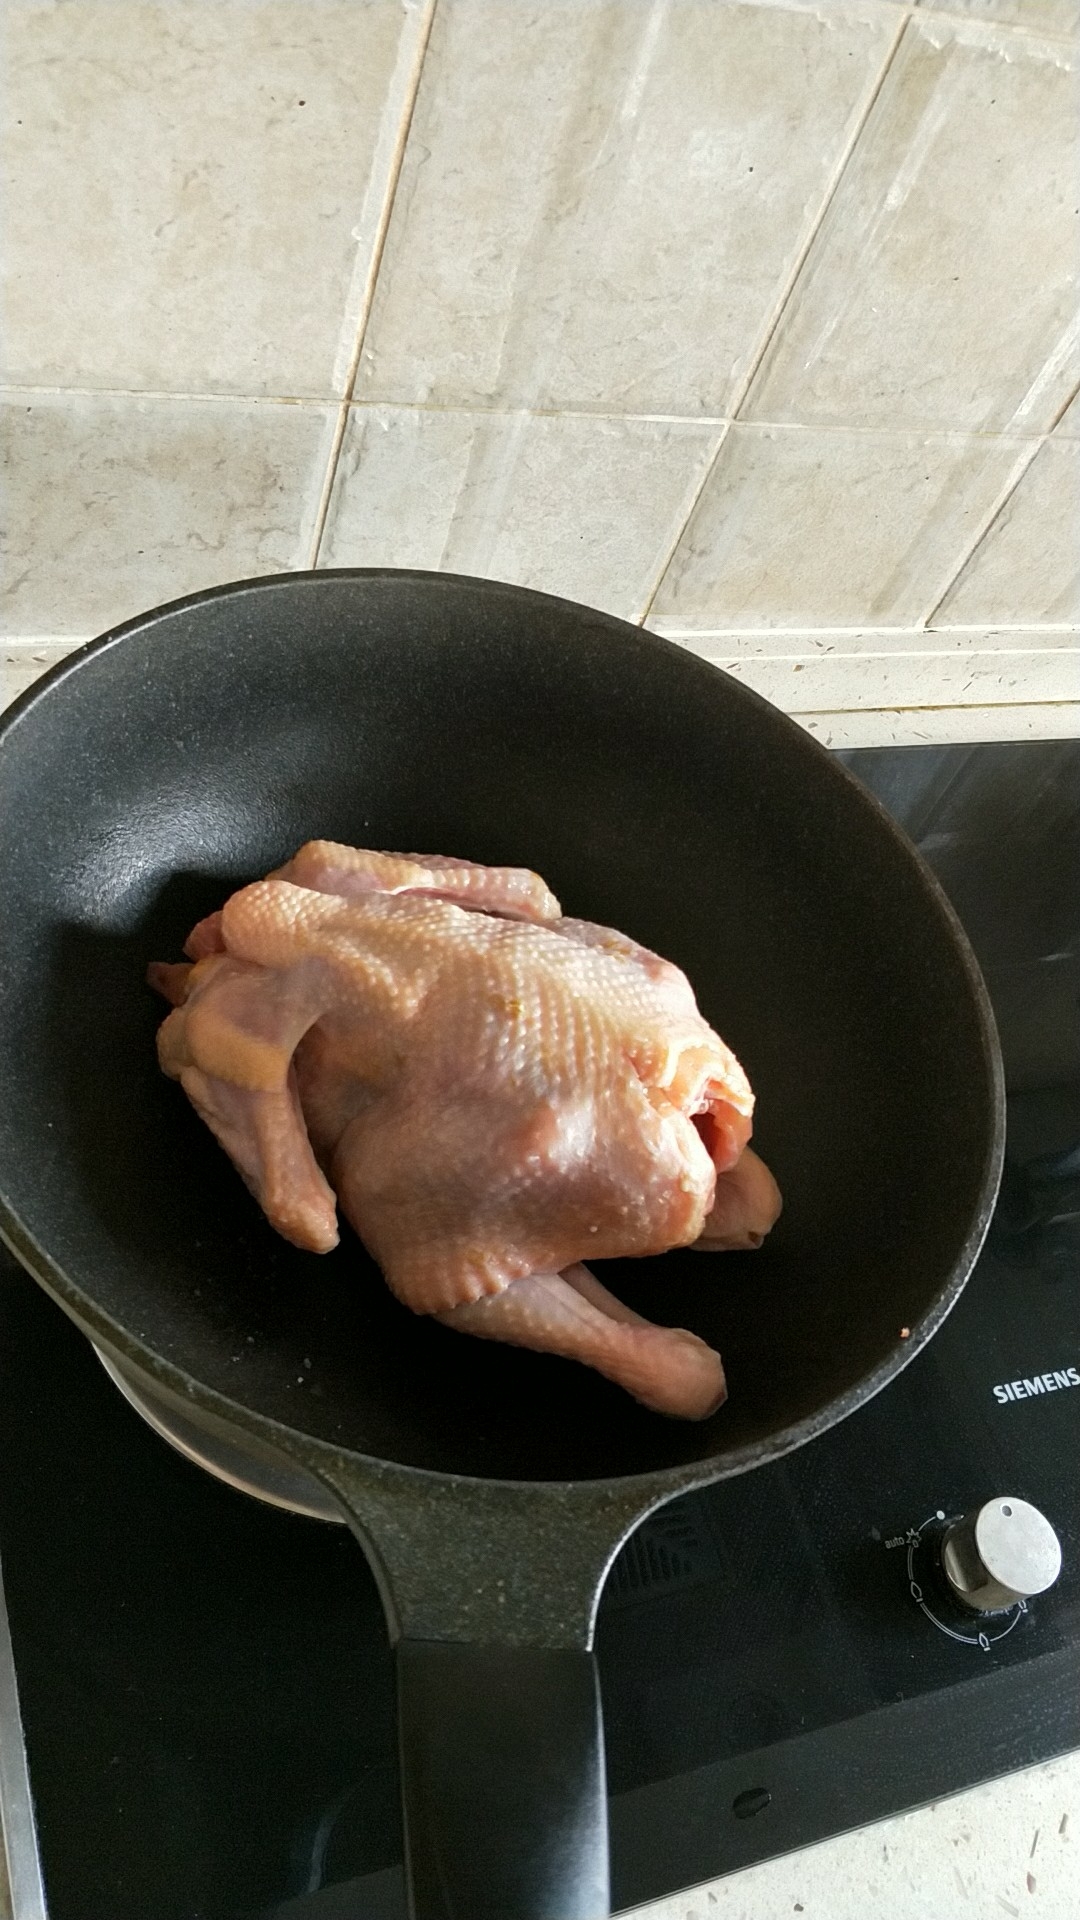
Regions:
[[1, 739, 1077, 1920]]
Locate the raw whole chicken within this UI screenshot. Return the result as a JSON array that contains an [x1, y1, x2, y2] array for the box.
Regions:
[[149, 844, 781, 1419]]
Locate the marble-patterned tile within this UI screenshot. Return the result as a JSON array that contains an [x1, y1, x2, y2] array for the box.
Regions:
[[795, 703, 1080, 747], [320, 406, 719, 621], [916, 1, 1080, 35], [1, 642, 82, 714], [650, 424, 1022, 629], [1, 0, 421, 396], [744, 15, 1080, 432], [791, 698, 1076, 741], [358, 0, 896, 414], [932, 439, 1080, 626], [673, 632, 1077, 711], [1, 393, 332, 636]]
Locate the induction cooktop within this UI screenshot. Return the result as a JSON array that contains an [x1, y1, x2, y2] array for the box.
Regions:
[[1, 739, 1077, 1920]]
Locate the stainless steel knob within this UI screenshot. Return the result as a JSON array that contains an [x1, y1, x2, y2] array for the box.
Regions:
[[941, 1498, 1062, 1613]]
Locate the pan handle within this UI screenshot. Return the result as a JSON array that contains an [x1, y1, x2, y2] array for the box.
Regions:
[[308, 1456, 656, 1920], [396, 1638, 608, 1920]]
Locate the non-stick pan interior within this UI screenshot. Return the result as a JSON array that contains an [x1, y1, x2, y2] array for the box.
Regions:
[[0, 573, 1000, 1482]]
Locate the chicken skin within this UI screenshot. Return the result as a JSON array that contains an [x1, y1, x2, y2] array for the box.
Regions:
[[150, 844, 780, 1419]]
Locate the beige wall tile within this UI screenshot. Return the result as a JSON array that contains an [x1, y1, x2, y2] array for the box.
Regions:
[[650, 424, 1021, 628], [647, 626, 1080, 713], [791, 698, 1076, 741], [647, 622, 1074, 653], [796, 703, 1080, 747], [744, 17, 1080, 432], [932, 439, 1080, 625], [676, 636, 1077, 709], [1, 0, 416, 396], [916, 1, 1080, 35], [358, 0, 896, 414], [1, 394, 332, 635], [320, 406, 719, 621], [1, 642, 82, 714]]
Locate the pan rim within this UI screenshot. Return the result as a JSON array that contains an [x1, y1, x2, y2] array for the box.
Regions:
[[0, 568, 1006, 1499]]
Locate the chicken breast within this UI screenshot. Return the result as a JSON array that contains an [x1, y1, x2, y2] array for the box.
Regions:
[[149, 844, 780, 1419]]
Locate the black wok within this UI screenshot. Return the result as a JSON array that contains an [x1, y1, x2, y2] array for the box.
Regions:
[[0, 571, 1002, 1920]]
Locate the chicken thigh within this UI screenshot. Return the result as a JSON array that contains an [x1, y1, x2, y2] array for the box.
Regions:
[[149, 844, 780, 1419]]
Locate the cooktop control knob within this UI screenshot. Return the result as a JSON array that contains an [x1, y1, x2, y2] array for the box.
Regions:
[[941, 1498, 1062, 1613]]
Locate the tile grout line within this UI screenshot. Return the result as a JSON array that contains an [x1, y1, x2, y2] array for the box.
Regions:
[[786, 695, 1080, 716], [921, 436, 1048, 628], [645, 620, 1080, 635], [639, 613, 1080, 654], [728, 16, 912, 426], [637, 6, 911, 627], [0, 386, 317, 408], [1, 384, 1064, 447], [305, 0, 438, 569], [632, 424, 731, 622], [1047, 374, 1080, 434]]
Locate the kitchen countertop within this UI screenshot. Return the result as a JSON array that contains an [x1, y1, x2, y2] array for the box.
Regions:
[[629, 1752, 1080, 1920]]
